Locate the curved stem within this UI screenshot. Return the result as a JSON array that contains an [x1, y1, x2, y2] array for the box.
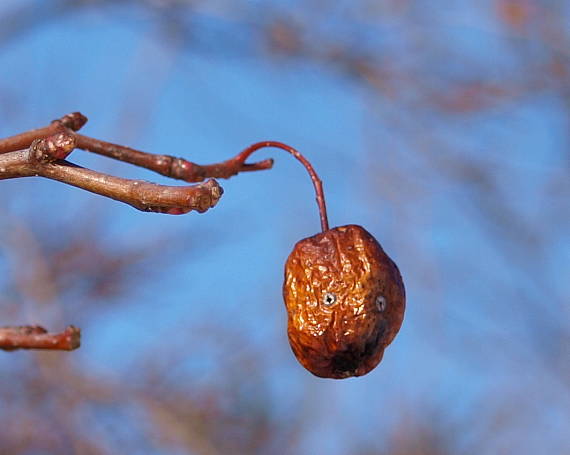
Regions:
[[237, 141, 329, 232]]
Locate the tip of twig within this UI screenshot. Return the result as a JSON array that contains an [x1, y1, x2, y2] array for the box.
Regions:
[[243, 158, 274, 172], [138, 178, 224, 215], [0, 324, 81, 351], [53, 112, 88, 131], [192, 178, 224, 213], [62, 325, 82, 350]]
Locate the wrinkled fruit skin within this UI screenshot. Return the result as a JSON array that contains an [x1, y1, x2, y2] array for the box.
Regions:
[[283, 225, 405, 379]]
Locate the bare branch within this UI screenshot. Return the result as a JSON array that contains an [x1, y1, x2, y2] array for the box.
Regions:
[[0, 136, 223, 214], [0, 112, 273, 182], [0, 111, 262, 354], [74, 133, 274, 183], [0, 325, 80, 351]]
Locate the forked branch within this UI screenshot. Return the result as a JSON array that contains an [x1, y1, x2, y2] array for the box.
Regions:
[[0, 112, 274, 183], [0, 132, 223, 214], [0, 112, 277, 350], [0, 112, 277, 215]]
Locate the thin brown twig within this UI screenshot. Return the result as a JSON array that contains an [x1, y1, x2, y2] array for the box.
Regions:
[[73, 133, 275, 183], [0, 112, 274, 182], [0, 132, 223, 214], [0, 113, 278, 352], [0, 325, 80, 351]]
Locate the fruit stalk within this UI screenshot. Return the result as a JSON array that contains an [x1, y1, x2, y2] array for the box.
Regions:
[[237, 141, 329, 232]]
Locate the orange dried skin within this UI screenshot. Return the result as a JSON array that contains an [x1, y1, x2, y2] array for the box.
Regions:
[[283, 225, 405, 379]]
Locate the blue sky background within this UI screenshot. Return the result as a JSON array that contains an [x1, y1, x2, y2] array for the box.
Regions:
[[1, 1, 569, 454]]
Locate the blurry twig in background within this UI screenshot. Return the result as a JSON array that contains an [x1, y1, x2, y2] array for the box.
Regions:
[[0, 325, 80, 351]]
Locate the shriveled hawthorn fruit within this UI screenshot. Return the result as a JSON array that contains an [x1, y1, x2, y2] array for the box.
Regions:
[[284, 225, 405, 378], [240, 141, 406, 379]]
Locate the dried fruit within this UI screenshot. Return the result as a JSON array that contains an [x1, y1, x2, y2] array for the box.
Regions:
[[241, 141, 406, 379], [284, 224, 405, 378]]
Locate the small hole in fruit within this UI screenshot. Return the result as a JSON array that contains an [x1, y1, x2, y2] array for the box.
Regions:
[[376, 295, 387, 312], [323, 292, 337, 306]]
